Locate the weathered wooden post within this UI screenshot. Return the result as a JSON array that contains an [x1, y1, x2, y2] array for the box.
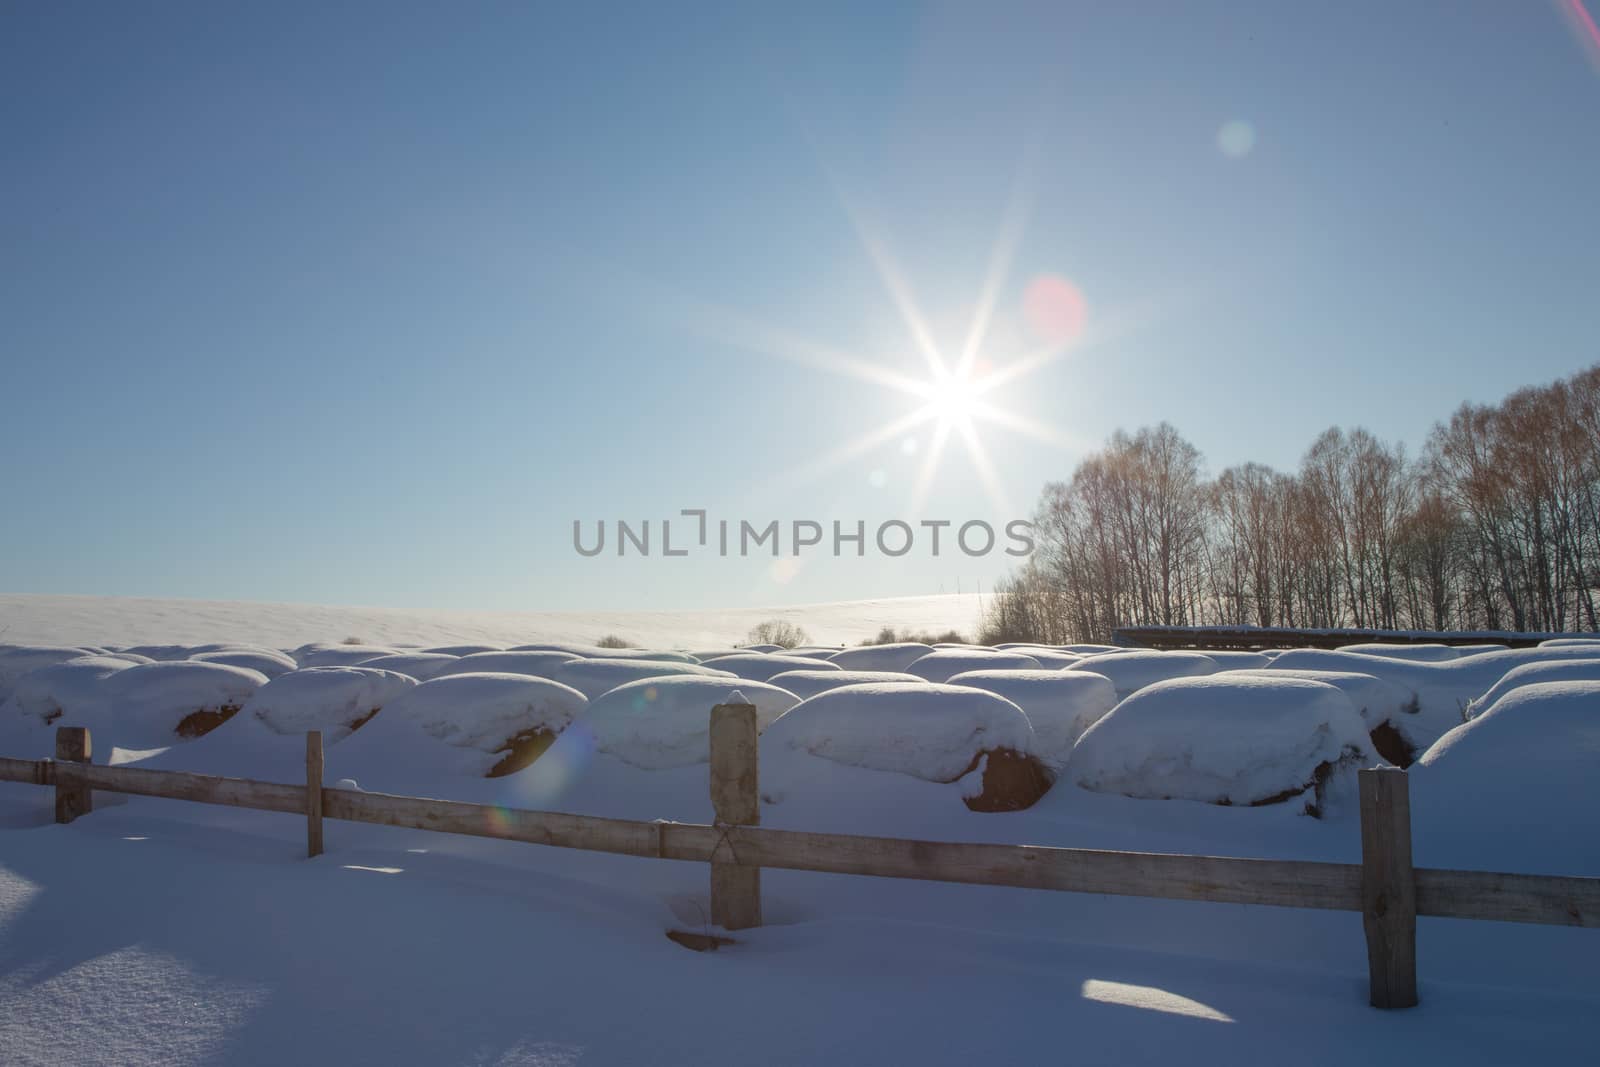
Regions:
[[306, 730, 324, 858], [54, 726, 92, 824], [1359, 767, 1418, 1008], [709, 700, 762, 930]]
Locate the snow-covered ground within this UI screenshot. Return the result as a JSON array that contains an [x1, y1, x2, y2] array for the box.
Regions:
[[1, 595, 1598, 1065], [0, 592, 988, 650]]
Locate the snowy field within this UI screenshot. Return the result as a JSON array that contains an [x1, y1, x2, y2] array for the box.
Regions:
[[0, 592, 987, 650], [1, 596, 1598, 1066]]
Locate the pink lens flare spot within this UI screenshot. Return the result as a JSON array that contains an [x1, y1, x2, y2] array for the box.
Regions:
[[1023, 275, 1088, 347]]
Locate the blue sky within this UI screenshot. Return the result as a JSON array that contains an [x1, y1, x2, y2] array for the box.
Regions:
[[3, 2, 1598, 613]]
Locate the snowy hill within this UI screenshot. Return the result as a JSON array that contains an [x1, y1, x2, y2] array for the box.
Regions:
[[0, 592, 987, 650]]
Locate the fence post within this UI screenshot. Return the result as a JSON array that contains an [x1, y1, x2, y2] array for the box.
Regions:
[[709, 701, 761, 930], [306, 731, 324, 858], [54, 726, 92, 825], [1359, 767, 1418, 1008]]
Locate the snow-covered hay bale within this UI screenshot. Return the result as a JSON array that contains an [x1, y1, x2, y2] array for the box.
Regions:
[[1464, 659, 1600, 720], [0, 645, 99, 701], [578, 648, 698, 664], [191, 649, 299, 678], [99, 652, 155, 665], [1005, 648, 1083, 669], [337, 673, 588, 779], [431, 650, 582, 679], [765, 670, 923, 702], [1268, 644, 1600, 751], [580, 677, 798, 770], [1070, 675, 1376, 814], [762, 683, 1050, 812], [421, 644, 503, 656], [507, 643, 605, 656], [825, 642, 935, 673], [356, 652, 461, 681], [699, 653, 842, 682], [1, 656, 133, 732], [1066, 650, 1216, 700], [1452, 644, 1509, 656], [1196, 651, 1272, 670], [1412, 681, 1600, 875], [296, 645, 397, 668], [88, 661, 269, 747], [241, 666, 418, 743], [905, 649, 1041, 683], [1230, 667, 1419, 765], [547, 658, 734, 700], [117, 644, 197, 661], [945, 669, 1117, 766], [1060, 644, 1123, 655], [1538, 637, 1600, 648], [1336, 643, 1460, 662], [685, 648, 740, 663]]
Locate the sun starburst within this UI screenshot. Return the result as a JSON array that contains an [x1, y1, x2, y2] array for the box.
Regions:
[[654, 146, 1136, 514]]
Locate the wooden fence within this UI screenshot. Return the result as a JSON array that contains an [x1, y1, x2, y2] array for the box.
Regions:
[[4, 706, 1598, 1010]]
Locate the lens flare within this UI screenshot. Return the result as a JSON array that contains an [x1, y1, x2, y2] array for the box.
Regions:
[[1023, 274, 1088, 347], [1217, 119, 1256, 158]]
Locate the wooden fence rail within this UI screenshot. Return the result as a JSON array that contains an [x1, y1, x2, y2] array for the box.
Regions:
[[2, 706, 1597, 1011]]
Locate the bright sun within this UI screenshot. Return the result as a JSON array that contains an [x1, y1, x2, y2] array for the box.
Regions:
[[922, 368, 978, 425], [667, 149, 1105, 512]]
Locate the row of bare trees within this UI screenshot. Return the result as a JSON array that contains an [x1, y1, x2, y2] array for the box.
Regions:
[[981, 363, 1600, 643]]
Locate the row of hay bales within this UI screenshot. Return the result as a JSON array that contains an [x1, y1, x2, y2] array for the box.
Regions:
[[2, 635, 1598, 818]]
